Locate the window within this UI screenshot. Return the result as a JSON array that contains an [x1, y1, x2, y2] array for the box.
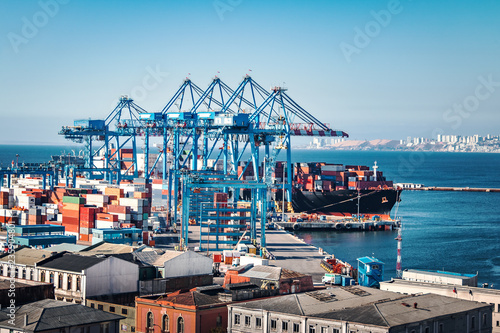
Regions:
[[234, 314, 240, 325], [271, 319, 277, 330], [256, 317, 262, 329], [177, 317, 184, 333], [320, 327, 327, 333], [98, 304, 103, 311], [438, 323, 444, 333], [282, 321, 289, 332], [216, 315, 222, 327], [293, 323, 300, 333], [122, 308, 128, 315], [146, 312, 154, 333], [424, 327, 429, 333], [40, 271, 45, 282], [90, 303, 95, 308], [498, 304, 500, 312], [131, 327, 135, 333], [245, 316, 251, 327], [471, 316, 475, 329], [333, 329, 340, 333], [22, 269, 26, 279], [483, 313, 488, 326], [309, 326, 316, 333], [162, 314, 170, 332], [58, 274, 63, 288], [67, 275, 72, 291], [50, 272, 54, 284], [109, 306, 115, 313], [76, 277, 81, 291], [410, 330, 416, 333]]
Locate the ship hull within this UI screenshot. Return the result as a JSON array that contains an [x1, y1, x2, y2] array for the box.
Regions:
[[291, 189, 402, 215]]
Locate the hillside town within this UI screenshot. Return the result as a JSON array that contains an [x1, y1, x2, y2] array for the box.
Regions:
[[307, 134, 500, 153]]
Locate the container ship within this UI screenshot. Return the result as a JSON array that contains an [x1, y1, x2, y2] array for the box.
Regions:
[[237, 161, 401, 217]]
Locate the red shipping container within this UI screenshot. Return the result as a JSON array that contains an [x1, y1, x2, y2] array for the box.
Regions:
[[96, 213, 118, 222], [79, 234, 89, 242], [64, 224, 79, 233], [107, 205, 129, 214]]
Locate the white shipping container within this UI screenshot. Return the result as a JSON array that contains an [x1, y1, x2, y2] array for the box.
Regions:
[[322, 165, 345, 172], [86, 194, 109, 203], [95, 220, 115, 229]]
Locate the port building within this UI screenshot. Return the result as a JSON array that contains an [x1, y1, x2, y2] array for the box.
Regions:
[[227, 286, 493, 332]]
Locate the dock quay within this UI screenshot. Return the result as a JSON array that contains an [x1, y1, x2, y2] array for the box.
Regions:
[[275, 219, 399, 231], [186, 225, 345, 283], [404, 186, 500, 192], [262, 228, 340, 282]]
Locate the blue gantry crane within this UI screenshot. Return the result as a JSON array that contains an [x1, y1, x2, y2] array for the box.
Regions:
[[60, 75, 348, 252], [59, 96, 147, 184]]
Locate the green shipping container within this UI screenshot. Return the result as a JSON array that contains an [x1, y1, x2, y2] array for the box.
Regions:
[[62, 196, 86, 204]]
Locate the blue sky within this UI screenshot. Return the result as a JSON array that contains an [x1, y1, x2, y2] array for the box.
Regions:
[[1, 0, 499, 144]]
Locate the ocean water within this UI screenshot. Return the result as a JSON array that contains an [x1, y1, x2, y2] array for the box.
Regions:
[[292, 150, 500, 287], [1, 145, 499, 287], [0, 145, 80, 168]]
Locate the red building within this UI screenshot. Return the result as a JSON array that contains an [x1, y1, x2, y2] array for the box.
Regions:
[[136, 286, 230, 333]]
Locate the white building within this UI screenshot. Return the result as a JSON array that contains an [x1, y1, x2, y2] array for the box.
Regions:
[[161, 250, 213, 278], [0, 249, 139, 304]]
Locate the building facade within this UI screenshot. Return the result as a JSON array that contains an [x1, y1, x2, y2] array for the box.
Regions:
[[227, 286, 493, 333], [381, 279, 500, 333], [36, 253, 139, 303], [136, 287, 230, 333]]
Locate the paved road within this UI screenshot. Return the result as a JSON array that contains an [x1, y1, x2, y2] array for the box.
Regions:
[[264, 228, 327, 282], [155, 225, 327, 282]]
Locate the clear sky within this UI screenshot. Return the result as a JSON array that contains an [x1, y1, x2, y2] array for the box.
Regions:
[[1, 0, 499, 144]]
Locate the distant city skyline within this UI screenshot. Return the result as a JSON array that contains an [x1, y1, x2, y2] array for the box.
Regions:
[[1, 0, 500, 144]]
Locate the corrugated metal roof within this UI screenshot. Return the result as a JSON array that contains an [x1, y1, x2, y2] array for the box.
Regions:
[[0, 247, 55, 266], [46, 243, 89, 253], [240, 265, 281, 280], [37, 253, 106, 272], [79, 242, 136, 255], [0, 299, 123, 332]]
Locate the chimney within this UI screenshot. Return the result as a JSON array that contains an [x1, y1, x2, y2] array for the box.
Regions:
[[24, 314, 28, 326], [413, 302, 418, 308]]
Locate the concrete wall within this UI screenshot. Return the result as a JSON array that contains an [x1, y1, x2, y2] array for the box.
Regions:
[[85, 257, 139, 297], [86, 299, 136, 333], [163, 251, 212, 278], [140, 274, 213, 295], [0, 280, 54, 307]]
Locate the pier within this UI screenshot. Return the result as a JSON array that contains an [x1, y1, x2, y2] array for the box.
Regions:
[[404, 186, 500, 193], [274, 219, 398, 231], [261, 228, 332, 282]]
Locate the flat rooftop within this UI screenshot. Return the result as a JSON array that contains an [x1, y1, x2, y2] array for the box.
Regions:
[[404, 269, 477, 279]]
